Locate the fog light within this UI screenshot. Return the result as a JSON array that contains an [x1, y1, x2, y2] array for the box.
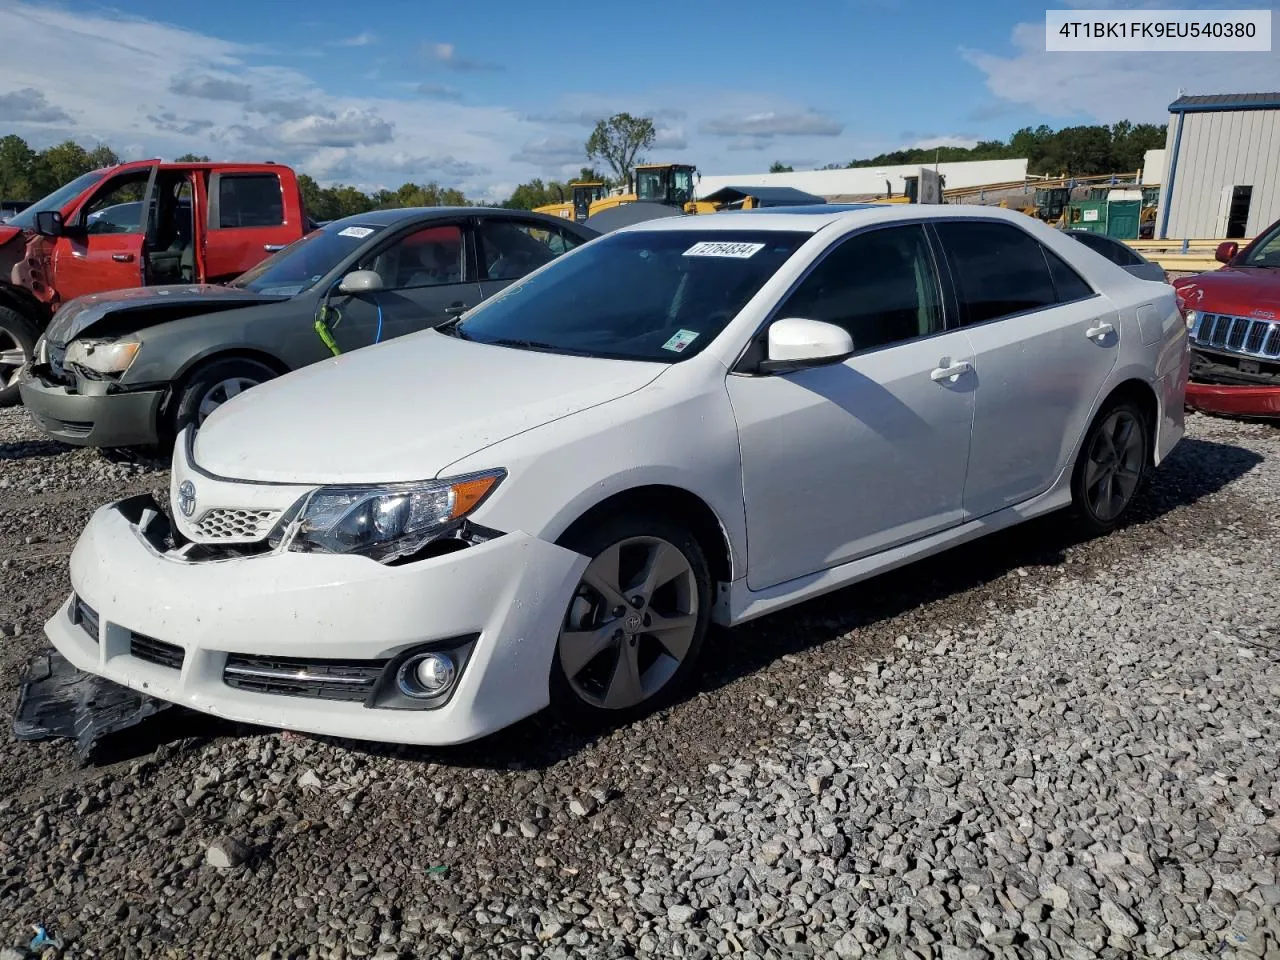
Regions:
[[396, 652, 456, 698]]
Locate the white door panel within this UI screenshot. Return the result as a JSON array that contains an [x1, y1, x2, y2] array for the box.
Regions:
[[962, 299, 1120, 517], [727, 329, 976, 591]]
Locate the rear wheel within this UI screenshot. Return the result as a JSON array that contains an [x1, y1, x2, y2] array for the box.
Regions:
[[550, 514, 712, 727], [1071, 397, 1150, 535], [0, 306, 39, 408], [171, 357, 277, 437]]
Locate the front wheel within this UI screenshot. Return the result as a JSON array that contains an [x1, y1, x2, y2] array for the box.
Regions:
[[171, 357, 278, 438], [1070, 398, 1150, 536], [550, 514, 712, 727], [0, 306, 39, 408]]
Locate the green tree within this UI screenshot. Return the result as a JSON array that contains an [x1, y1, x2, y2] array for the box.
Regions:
[[175, 152, 212, 163], [33, 140, 93, 193], [769, 161, 793, 173], [501, 178, 570, 210], [86, 144, 119, 169], [586, 113, 655, 191], [0, 134, 37, 199]]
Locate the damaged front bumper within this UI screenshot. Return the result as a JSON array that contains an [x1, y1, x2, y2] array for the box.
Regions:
[[1186, 350, 1280, 420], [43, 494, 588, 746], [17, 361, 165, 446]]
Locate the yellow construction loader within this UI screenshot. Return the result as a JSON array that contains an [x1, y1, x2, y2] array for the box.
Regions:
[[533, 180, 609, 222]]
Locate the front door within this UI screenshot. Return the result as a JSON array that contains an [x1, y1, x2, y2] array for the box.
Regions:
[[333, 220, 483, 353], [726, 224, 976, 590], [931, 219, 1120, 518], [52, 165, 157, 301]]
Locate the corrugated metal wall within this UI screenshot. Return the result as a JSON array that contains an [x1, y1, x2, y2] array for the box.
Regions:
[[1158, 108, 1280, 238]]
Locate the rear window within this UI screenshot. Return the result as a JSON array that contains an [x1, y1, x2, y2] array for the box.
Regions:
[[217, 174, 284, 228]]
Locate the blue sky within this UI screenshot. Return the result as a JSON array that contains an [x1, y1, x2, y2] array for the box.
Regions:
[[2, 0, 1278, 200]]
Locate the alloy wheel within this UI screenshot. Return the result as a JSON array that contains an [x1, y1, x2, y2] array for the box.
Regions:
[[0, 329, 27, 390], [1083, 409, 1144, 523], [197, 377, 260, 424], [558, 535, 699, 710]]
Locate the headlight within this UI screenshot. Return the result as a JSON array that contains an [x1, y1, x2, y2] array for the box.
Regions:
[[1184, 309, 1199, 332], [284, 469, 504, 562], [35, 335, 48, 365], [64, 337, 140, 375]]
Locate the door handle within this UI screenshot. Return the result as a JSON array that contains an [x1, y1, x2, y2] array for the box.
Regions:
[[263, 244, 285, 253], [111, 253, 135, 262], [1085, 322, 1115, 341], [930, 359, 972, 382]]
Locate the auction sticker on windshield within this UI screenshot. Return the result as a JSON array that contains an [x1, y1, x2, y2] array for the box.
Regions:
[[662, 329, 700, 353], [683, 241, 765, 258], [338, 226, 376, 239]]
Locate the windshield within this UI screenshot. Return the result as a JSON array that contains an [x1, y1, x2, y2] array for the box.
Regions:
[[671, 168, 694, 204], [450, 229, 808, 362], [1241, 221, 1280, 268], [6, 170, 105, 229], [635, 169, 664, 202], [230, 221, 389, 296]]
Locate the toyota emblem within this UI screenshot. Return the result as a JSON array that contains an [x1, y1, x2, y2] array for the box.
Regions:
[[177, 480, 196, 518]]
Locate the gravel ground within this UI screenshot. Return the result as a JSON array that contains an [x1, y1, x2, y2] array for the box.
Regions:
[[1, 404, 1278, 960]]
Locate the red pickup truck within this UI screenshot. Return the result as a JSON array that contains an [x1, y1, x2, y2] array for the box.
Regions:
[[1174, 216, 1280, 420], [0, 159, 309, 405]]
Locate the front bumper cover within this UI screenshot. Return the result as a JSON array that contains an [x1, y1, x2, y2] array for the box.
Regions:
[[45, 495, 589, 746], [1186, 381, 1280, 419], [17, 362, 164, 447]]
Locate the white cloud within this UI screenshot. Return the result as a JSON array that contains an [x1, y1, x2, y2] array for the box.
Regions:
[[424, 41, 502, 73], [701, 110, 844, 139], [332, 32, 376, 47], [907, 135, 980, 150], [510, 135, 584, 168], [169, 73, 253, 102], [417, 84, 463, 102], [964, 20, 1280, 122], [276, 110, 395, 147], [0, 87, 71, 123]]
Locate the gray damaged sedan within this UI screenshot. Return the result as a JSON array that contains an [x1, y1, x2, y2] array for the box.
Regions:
[[18, 206, 597, 448]]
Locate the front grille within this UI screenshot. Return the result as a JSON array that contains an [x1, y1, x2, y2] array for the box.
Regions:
[[70, 595, 100, 642], [193, 508, 281, 542], [130, 633, 185, 670], [1193, 313, 1280, 361], [223, 654, 388, 703]]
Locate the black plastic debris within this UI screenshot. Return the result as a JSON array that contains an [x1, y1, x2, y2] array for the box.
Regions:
[[13, 648, 174, 759]]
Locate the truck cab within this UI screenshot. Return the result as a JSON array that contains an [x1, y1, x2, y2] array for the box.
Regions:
[[0, 159, 308, 404]]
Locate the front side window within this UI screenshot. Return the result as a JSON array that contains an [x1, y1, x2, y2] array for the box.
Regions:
[[1241, 220, 1280, 268], [934, 221, 1059, 325], [217, 174, 284, 229], [6, 171, 105, 229], [635, 169, 664, 202], [671, 168, 694, 205], [776, 225, 943, 353], [362, 223, 465, 288], [479, 220, 582, 280], [451, 229, 808, 362], [81, 173, 149, 232]]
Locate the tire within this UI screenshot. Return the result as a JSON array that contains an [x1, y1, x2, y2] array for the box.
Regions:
[[550, 513, 713, 728], [0, 306, 39, 408], [1070, 396, 1151, 536], [171, 357, 278, 437]]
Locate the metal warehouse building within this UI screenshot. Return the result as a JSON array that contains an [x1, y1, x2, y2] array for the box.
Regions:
[[1157, 92, 1280, 240]]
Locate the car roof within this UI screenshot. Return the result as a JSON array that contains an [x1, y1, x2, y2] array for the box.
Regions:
[[322, 206, 597, 234], [617, 202, 1061, 235]]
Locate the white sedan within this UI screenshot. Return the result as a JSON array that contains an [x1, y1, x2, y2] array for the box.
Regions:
[[44, 204, 1189, 745]]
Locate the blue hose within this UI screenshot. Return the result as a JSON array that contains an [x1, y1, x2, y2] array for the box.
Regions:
[[374, 301, 383, 344]]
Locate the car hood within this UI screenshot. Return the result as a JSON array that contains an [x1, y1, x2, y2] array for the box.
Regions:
[[44, 284, 287, 347], [0, 225, 22, 247], [1174, 267, 1280, 319], [192, 330, 668, 485]]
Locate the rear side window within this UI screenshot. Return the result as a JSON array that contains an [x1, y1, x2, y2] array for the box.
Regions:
[[1043, 247, 1095, 302], [217, 174, 284, 228], [935, 220, 1058, 325], [1073, 232, 1142, 266]]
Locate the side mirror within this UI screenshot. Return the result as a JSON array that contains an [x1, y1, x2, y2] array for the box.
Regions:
[[759, 317, 855, 374], [337, 269, 384, 295], [1215, 241, 1238, 264], [34, 210, 63, 238]]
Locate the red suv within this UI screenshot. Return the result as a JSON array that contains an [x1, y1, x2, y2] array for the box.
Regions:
[[1174, 216, 1280, 420]]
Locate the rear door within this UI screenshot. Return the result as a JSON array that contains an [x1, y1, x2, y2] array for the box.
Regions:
[[933, 219, 1119, 518], [52, 165, 157, 300], [474, 216, 590, 301], [205, 170, 290, 281], [330, 219, 483, 352]]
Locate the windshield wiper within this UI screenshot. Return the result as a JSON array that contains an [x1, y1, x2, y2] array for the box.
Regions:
[[486, 338, 599, 357]]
